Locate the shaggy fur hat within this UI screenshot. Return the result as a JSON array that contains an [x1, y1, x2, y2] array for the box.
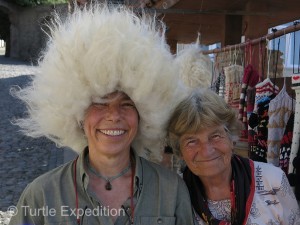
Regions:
[[13, 4, 189, 162], [175, 43, 212, 89]]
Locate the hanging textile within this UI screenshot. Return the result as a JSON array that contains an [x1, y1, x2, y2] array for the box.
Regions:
[[287, 143, 300, 201], [248, 78, 279, 162], [218, 72, 226, 98], [238, 64, 259, 138], [279, 112, 294, 174], [253, 78, 279, 111], [212, 71, 226, 97], [289, 75, 300, 174], [293, 150, 300, 201], [267, 82, 295, 166], [224, 65, 243, 108], [248, 95, 275, 162]]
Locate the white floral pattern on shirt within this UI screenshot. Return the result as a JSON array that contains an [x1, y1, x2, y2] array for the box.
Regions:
[[207, 199, 231, 222]]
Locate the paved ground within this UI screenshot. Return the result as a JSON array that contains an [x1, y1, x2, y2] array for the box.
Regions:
[[0, 54, 77, 215]]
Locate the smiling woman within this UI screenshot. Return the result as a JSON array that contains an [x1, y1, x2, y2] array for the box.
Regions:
[[83, 92, 139, 162], [179, 125, 233, 178], [8, 3, 194, 225], [167, 88, 300, 225]]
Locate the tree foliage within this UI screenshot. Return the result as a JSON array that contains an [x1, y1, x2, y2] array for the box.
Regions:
[[9, 0, 68, 7]]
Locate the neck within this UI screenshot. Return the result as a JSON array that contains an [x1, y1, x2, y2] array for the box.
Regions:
[[199, 166, 232, 201], [87, 147, 131, 177]]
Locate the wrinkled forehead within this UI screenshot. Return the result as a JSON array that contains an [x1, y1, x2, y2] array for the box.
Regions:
[[180, 125, 229, 139], [91, 91, 134, 104]]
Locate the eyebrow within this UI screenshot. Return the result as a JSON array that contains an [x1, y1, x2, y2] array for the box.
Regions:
[[181, 127, 226, 141], [181, 136, 195, 143]]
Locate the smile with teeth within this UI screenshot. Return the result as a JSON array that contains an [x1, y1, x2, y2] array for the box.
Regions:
[[99, 130, 125, 136]]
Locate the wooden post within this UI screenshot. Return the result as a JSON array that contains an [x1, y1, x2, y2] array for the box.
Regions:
[[167, 38, 177, 54], [223, 15, 243, 46]]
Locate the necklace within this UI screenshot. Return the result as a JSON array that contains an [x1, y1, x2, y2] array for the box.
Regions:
[[73, 156, 136, 225], [86, 158, 131, 191]]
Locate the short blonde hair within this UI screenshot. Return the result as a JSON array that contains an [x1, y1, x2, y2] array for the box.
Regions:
[[167, 88, 242, 156]]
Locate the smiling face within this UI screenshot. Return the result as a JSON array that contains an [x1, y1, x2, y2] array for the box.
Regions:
[[180, 125, 233, 179], [83, 91, 139, 158]]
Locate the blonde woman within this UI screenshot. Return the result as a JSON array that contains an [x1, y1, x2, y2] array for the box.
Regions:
[[168, 88, 300, 225]]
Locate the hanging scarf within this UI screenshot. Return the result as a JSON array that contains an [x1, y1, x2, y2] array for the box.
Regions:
[[183, 154, 252, 225]]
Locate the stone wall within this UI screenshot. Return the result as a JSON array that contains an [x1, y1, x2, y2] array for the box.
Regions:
[[0, 1, 68, 62], [13, 4, 68, 63]]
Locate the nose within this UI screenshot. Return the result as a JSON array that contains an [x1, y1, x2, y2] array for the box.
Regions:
[[197, 141, 215, 157], [106, 105, 121, 122]]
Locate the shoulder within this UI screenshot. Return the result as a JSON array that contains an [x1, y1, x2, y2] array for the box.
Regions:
[[13, 160, 74, 213], [253, 161, 284, 187], [253, 161, 283, 175], [23, 160, 74, 195]]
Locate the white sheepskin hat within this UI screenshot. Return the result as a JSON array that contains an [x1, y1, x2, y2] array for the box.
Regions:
[[175, 43, 212, 89], [13, 4, 188, 162]]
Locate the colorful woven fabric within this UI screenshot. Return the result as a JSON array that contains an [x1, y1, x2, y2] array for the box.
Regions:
[[238, 64, 259, 137], [213, 73, 226, 97], [279, 112, 294, 174], [289, 75, 300, 174], [267, 84, 294, 166], [254, 78, 279, 112], [249, 96, 274, 162], [224, 65, 243, 108]]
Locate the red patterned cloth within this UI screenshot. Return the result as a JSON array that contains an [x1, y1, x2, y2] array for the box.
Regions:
[[238, 64, 259, 138], [224, 65, 243, 108], [279, 112, 294, 175]]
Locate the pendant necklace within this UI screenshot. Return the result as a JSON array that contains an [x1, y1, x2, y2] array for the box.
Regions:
[[86, 157, 131, 191]]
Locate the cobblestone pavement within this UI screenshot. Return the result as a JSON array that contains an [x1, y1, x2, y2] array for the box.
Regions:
[[0, 55, 72, 214]]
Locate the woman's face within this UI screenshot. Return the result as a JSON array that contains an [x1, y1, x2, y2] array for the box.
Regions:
[[180, 125, 233, 179], [83, 92, 139, 157]]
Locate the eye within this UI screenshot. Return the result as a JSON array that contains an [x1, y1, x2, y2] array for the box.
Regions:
[[121, 101, 136, 109], [185, 138, 197, 147], [211, 134, 222, 139], [209, 133, 225, 143]]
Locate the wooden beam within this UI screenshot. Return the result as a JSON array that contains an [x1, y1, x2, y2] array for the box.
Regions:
[[134, 8, 271, 16], [202, 22, 300, 54]]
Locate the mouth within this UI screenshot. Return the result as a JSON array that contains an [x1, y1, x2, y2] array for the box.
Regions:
[[98, 129, 126, 136], [194, 155, 221, 163]]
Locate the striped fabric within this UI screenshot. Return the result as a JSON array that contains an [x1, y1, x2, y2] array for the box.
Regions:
[[238, 64, 259, 138], [267, 84, 294, 167]]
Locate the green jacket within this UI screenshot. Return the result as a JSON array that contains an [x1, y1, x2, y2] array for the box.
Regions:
[[9, 149, 194, 225]]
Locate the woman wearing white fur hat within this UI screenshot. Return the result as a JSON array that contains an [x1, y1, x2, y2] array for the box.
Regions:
[[9, 4, 193, 225]]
